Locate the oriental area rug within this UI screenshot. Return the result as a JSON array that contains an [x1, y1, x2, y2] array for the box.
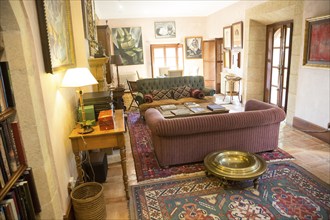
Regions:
[[130, 162, 330, 220], [127, 112, 294, 182]]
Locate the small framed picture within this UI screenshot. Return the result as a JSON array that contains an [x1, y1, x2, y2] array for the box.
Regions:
[[224, 50, 231, 68], [303, 15, 330, 68], [223, 26, 232, 49], [185, 36, 203, 59], [154, 21, 176, 39], [232, 21, 243, 49]]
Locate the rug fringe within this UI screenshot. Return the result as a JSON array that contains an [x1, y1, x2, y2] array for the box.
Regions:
[[133, 171, 206, 185]]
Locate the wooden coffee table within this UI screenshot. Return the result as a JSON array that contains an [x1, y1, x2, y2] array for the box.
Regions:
[[204, 150, 267, 189], [157, 102, 229, 118]]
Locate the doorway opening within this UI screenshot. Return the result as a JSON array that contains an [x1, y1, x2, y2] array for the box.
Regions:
[[264, 21, 293, 112]]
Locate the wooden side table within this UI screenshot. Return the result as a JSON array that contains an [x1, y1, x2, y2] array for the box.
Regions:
[[69, 109, 129, 199], [223, 75, 242, 103]]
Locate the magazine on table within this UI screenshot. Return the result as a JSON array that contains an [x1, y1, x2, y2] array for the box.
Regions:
[[170, 108, 191, 116], [184, 102, 200, 108], [207, 104, 226, 111], [160, 104, 177, 111], [189, 107, 207, 113]]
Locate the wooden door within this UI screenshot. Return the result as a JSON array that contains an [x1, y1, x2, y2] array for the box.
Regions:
[[203, 39, 223, 93], [203, 40, 216, 90], [264, 21, 293, 112]]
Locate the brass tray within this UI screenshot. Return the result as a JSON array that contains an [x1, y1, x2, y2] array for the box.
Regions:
[[204, 151, 267, 181]]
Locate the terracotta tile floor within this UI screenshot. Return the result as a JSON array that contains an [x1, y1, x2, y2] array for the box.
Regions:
[[102, 94, 330, 219]]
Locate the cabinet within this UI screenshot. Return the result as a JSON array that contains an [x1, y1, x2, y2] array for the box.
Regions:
[[97, 25, 113, 84], [202, 38, 223, 93]]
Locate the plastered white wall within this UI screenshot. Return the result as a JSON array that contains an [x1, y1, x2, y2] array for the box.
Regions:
[[98, 17, 208, 79], [296, 0, 330, 128]]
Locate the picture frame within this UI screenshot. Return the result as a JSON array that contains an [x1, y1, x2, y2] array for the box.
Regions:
[[154, 21, 176, 39], [224, 50, 231, 68], [185, 36, 203, 59], [36, 0, 76, 73], [223, 26, 232, 49], [232, 21, 243, 49], [303, 15, 330, 68], [111, 27, 144, 65]]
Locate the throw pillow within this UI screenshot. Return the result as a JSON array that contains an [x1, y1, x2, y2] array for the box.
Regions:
[[191, 89, 205, 99], [172, 86, 191, 100], [144, 94, 153, 103], [152, 89, 173, 100]]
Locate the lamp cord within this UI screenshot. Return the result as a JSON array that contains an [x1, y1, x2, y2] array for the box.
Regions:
[[80, 135, 96, 182]]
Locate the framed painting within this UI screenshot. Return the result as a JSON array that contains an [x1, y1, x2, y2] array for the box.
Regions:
[[185, 36, 203, 59], [36, 0, 76, 73], [303, 15, 330, 68], [224, 50, 231, 68], [111, 27, 144, 65], [232, 21, 243, 49], [223, 26, 232, 49], [154, 21, 176, 39]]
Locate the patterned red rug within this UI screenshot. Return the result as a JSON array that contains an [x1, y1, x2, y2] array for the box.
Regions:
[[127, 112, 294, 182], [131, 162, 330, 219]]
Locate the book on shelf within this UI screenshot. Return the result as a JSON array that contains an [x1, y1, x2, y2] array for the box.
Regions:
[[15, 180, 36, 220], [0, 123, 19, 174], [0, 62, 15, 110], [160, 104, 177, 111], [184, 102, 200, 108], [207, 104, 226, 111], [22, 168, 41, 213], [10, 121, 26, 164], [12, 184, 28, 220], [189, 107, 207, 113], [0, 198, 19, 220], [5, 190, 21, 220], [170, 108, 191, 116], [0, 137, 11, 182]]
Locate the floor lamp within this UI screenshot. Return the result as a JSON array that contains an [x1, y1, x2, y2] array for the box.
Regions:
[[110, 55, 123, 88], [61, 67, 98, 134]]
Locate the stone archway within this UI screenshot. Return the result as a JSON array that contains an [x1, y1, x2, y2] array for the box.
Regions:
[[0, 1, 62, 218], [243, 1, 303, 125]]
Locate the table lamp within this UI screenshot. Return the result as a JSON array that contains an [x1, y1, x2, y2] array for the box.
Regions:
[[110, 55, 123, 88], [61, 67, 98, 134]]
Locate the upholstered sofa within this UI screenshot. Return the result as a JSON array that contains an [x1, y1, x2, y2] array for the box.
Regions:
[[145, 99, 286, 167], [135, 76, 215, 116]]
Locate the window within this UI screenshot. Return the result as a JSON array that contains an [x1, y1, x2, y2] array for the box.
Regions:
[[150, 44, 183, 77]]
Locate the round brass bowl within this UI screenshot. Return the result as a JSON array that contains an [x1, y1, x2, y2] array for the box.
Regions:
[[204, 150, 267, 181]]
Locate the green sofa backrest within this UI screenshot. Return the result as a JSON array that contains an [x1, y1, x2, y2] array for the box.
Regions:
[[136, 76, 206, 94]]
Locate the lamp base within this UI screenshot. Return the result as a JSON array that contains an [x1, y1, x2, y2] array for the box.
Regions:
[[78, 125, 94, 134]]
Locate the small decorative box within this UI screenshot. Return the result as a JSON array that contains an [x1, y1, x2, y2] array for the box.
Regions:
[[98, 109, 114, 130]]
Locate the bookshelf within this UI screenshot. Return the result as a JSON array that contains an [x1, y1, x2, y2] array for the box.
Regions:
[[0, 62, 41, 218]]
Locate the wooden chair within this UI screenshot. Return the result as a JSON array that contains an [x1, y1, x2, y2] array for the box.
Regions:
[[127, 80, 139, 110]]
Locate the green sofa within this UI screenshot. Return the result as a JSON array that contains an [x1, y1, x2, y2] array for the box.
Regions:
[[135, 76, 215, 116]]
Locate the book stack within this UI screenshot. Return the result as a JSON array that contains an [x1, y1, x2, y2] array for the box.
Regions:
[[0, 167, 41, 219], [207, 104, 226, 111]]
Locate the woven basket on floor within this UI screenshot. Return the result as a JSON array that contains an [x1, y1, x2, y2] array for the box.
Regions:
[[71, 182, 106, 220]]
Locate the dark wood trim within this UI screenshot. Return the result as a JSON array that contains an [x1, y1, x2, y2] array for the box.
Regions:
[[63, 199, 75, 220], [293, 116, 330, 144]]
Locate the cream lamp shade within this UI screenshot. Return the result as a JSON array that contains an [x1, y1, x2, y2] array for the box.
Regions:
[[61, 67, 98, 88], [61, 67, 98, 134]]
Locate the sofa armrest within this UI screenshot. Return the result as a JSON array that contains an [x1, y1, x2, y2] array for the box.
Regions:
[[202, 88, 215, 96], [145, 108, 165, 131], [136, 92, 144, 105]]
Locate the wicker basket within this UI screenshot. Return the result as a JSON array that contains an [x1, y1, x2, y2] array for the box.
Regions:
[[71, 182, 106, 220]]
